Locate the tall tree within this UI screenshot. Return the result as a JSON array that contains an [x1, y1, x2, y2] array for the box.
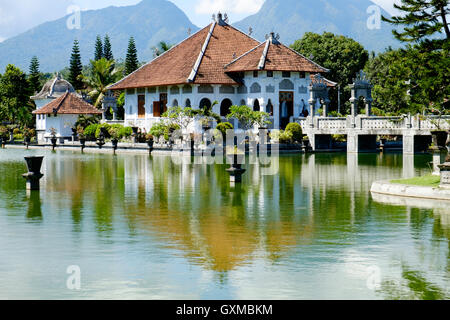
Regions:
[[0, 64, 33, 126], [382, 0, 449, 50], [94, 35, 104, 61], [125, 37, 139, 75], [81, 58, 120, 107], [68, 39, 84, 90], [291, 32, 369, 113], [28, 56, 41, 94], [103, 35, 114, 61], [380, 0, 450, 112]]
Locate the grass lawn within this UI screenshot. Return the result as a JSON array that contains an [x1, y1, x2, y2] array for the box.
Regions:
[[391, 175, 441, 187]]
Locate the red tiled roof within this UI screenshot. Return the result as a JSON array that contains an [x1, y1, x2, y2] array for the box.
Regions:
[[224, 39, 328, 73], [109, 23, 260, 90], [108, 22, 329, 90], [32, 92, 102, 115]]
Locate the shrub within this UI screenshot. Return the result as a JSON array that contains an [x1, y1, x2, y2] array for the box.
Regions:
[[0, 126, 8, 139], [216, 122, 234, 136], [285, 123, 303, 143], [13, 128, 21, 135], [84, 124, 100, 140], [150, 122, 166, 139], [118, 126, 132, 139], [279, 130, 293, 144]]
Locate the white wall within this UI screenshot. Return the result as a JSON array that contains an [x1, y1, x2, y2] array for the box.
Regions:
[[123, 71, 314, 131]]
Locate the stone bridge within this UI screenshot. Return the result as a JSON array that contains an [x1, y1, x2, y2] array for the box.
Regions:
[[295, 114, 450, 154]]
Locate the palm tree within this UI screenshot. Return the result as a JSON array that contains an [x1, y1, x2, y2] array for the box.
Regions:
[[153, 41, 172, 57], [81, 58, 120, 107]]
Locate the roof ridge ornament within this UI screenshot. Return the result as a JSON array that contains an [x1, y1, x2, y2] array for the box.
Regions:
[[353, 70, 370, 85], [265, 32, 280, 45], [215, 12, 229, 26]]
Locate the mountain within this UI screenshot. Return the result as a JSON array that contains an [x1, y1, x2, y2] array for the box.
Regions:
[[0, 0, 198, 72], [235, 0, 400, 53]]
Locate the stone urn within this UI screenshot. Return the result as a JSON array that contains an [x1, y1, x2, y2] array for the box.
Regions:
[[22, 156, 44, 190], [24, 136, 31, 149], [50, 136, 57, 150], [147, 139, 154, 154], [431, 130, 448, 148], [79, 137, 86, 152], [112, 138, 119, 153]]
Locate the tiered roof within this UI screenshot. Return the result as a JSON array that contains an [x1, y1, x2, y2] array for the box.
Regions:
[[109, 15, 330, 90]]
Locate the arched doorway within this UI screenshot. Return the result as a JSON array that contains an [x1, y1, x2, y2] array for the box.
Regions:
[[253, 99, 260, 112], [172, 99, 179, 107], [220, 99, 232, 117], [185, 99, 191, 108]]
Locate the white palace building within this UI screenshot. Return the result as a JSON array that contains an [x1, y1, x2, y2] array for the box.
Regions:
[[108, 13, 336, 131]]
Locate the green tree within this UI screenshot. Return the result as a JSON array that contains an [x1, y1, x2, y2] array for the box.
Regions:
[[153, 41, 172, 57], [382, 0, 449, 50], [125, 37, 139, 75], [379, 0, 450, 113], [0, 64, 33, 126], [81, 58, 120, 107], [103, 35, 114, 61], [28, 56, 41, 94], [68, 39, 84, 90], [94, 35, 103, 61], [291, 32, 369, 113]]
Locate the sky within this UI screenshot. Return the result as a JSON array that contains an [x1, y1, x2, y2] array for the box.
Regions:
[[0, 0, 399, 43]]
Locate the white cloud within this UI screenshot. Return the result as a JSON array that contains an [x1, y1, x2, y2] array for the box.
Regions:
[[195, 0, 264, 15]]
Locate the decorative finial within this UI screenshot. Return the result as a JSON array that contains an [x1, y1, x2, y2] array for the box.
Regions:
[[187, 27, 191, 36], [248, 27, 253, 36]]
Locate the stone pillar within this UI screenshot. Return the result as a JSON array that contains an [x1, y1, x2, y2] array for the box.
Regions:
[[438, 162, 450, 188], [402, 154, 415, 179], [430, 147, 446, 176], [403, 133, 414, 155], [322, 99, 330, 117], [365, 98, 372, 116], [308, 99, 315, 128], [347, 132, 358, 153]]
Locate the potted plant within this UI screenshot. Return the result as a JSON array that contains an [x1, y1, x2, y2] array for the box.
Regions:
[[49, 127, 58, 150], [146, 133, 154, 150], [23, 128, 35, 149], [109, 127, 120, 153]]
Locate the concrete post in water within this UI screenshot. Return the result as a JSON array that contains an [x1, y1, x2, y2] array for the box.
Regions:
[[226, 153, 246, 183], [22, 156, 44, 191], [430, 146, 446, 175], [438, 162, 450, 189]]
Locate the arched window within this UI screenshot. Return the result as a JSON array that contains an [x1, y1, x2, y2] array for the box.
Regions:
[[266, 99, 273, 115], [185, 99, 191, 108], [253, 99, 260, 112], [220, 99, 232, 117], [172, 99, 179, 107], [280, 79, 294, 90], [240, 99, 246, 106], [199, 98, 212, 111], [250, 82, 261, 93]]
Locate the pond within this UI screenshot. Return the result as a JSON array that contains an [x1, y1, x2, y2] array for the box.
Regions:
[[0, 149, 448, 300]]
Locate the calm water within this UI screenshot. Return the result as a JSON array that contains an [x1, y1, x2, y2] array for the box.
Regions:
[[0, 149, 448, 300]]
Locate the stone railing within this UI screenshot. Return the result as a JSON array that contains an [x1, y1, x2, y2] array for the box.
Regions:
[[299, 114, 450, 133]]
